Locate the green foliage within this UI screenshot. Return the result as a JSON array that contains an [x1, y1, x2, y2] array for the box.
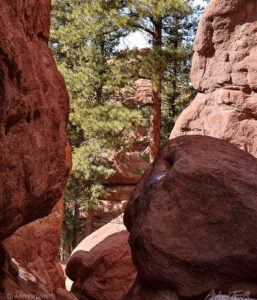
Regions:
[[135, 150, 150, 162], [159, 1, 202, 142], [51, 0, 203, 258], [115, 0, 203, 153], [50, 0, 146, 256], [120, 0, 203, 143], [131, 167, 145, 175], [70, 101, 145, 150]]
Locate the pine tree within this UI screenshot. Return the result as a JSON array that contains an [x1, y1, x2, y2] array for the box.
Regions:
[[118, 0, 195, 160], [50, 0, 145, 256], [160, 1, 204, 141], [50, 0, 205, 257]]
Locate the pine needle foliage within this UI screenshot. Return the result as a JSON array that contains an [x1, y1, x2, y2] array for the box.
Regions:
[[113, 0, 203, 159], [50, 0, 146, 257], [51, 0, 205, 258]]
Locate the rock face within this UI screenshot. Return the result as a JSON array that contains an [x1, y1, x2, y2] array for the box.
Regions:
[[0, 0, 70, 298], [170, 0, 257, 157], [0, 243, 75, 300], [66, 215, 137, 300], [93, 185, 135, 230], [0, 0, 69, 241], [108, 152, 149, 185], [124, 135, 257, 298], [3, 200, 65, 290], [3, 142, 72, 292], [125, 78, 152, 104]]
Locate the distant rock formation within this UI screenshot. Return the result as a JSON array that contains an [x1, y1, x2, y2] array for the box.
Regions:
[[123, 135, 257, 299], [66, 215, 137, 300], [0, 0, 70, 298], [170, 0, 257, 157], [90, 78, 151, 232]]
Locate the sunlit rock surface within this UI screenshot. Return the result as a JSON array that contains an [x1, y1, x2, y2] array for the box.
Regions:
[[170, 0, 257, 158], [66, 215, 137, 300]]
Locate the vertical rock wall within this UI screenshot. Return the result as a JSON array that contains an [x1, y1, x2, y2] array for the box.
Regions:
[[170, 0, 257, 157], [0, 0, 69, 240], [0, 0, 71, 299]]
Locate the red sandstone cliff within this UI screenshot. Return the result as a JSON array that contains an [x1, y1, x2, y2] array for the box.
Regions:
[[170, 0, 257, 158], [0, 0, 71, 299]]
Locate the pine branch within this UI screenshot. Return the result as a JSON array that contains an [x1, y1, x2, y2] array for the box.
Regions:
[[139, 102, 154, 110]]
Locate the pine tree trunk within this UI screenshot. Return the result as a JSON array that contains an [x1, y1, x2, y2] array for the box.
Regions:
[[72, 195, 80, 249], [150, 20, 162, 162], [63, 236, 72, 261], [169, 16, 179, 133], [150, 85, 162, 161], [85, 208, 94, 237]]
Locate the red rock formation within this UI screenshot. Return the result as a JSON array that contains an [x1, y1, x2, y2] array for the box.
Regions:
[[125, 78, 152, 104], [3, 143, 72, 291], [0, 0, 70, 298], [93, 186, 135, 230], [108, 152, 149, 185], [124, 135, 257, 299], [0, 0, 69, 241], [0, 243, 75, 300], [66, 215, 137, 300], [170, 0, 257, 157], [3, 200, 65, 290]]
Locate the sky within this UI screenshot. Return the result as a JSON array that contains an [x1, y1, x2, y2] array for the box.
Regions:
[[119, 0, 208, 49]]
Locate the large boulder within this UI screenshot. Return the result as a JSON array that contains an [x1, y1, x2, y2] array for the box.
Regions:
[[170, 0, 257, 157], [124, 135, 257, 299], [0, 0, 69, 241], [66, 215, 137, 300]]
